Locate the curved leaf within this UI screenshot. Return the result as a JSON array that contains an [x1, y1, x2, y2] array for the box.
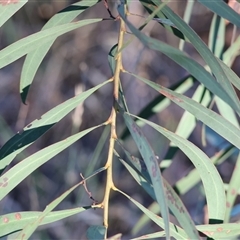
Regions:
[[137, 0, 240, 114], [0, 80, 110, 172], [16, 167, 105, 239], [0, 0, 27, 28], [116, 189, 188, 240], [0, 124, 103, 202], [130, 113, 226, 222], [121, 111, 170, 239], [115, 148, 200, 239], [129, 73, 240, 151], [20, 0, 99, 103], [0, 207, 91, 238], [117, 8, 239, 114], [0, 19, 102, 70]]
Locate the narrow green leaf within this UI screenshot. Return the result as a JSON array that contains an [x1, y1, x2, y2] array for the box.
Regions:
[[132, 202, 160, 236], [173, 84, 211, 142], [0, 19, 102, 69], [223, 36, 240, 67], [130, 73, 240, 151], [132, 231, 172, 239], [120, 110, 170, 239], [197, 222, 240, 239], [0, 207, 91, 238], [198, 0, 240, 28], [15, 167, 105, 239], [139, 0, 240, 113], [140, 1, 187, 41], [86, 225, 106, 240], [225, 152, 240, 222], [108, 44, 118, 75], [0, 0, 27, 28], [155, 0, 240, 108], [179, 0, 194, 50], [115, 149, 200, 239], [118, 8, 239, 113], [217, 58, 240, 92], [0, 80, 110, 172], [176, 146, 236, 195], [209, 14, 225, 58], [116, 189, 188, 240], [20, 0, 99, 103], [130, 113, 226, 222], [121, 76, 195, 140], [0, 124, 103, 202]]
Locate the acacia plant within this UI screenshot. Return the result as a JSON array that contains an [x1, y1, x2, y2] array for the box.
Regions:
[[1, 0, 240, 239]]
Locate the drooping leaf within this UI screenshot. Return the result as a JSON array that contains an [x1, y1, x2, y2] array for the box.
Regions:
[[116, 189, 188, 239], [129, 73, 240, 151], [115, 148, 200, 239], [0, 124, 103, 202], [20, 0, 100, 103], [121, 75, 196, 140], [130, 113, 226, 222], [120, 109, 170, 239], [0, 19, 102, 70], [118, 7, 239, 114], [16, 167, 105, 239], [0, 80, 110, 173], [0, 0, 27, 28], [137, 0, 240, 114], [0, 207, 91, 238], [224, 152, 240, 222]]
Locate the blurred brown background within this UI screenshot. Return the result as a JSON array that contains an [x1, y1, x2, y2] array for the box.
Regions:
[[0, 1, 239, 239]]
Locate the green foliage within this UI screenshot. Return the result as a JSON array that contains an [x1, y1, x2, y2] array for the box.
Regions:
[[0, 0, 240, 239]]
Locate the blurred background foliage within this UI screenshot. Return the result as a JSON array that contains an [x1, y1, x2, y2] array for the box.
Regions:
[[0, 0, 240, 239]]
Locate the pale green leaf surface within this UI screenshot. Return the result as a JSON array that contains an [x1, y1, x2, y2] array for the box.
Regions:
[[150, 0, 240, 112], [223, 36, 240, 67], [131, 114, 226, 222], [173, 84, 211, 144], [209, 14, 225, 58], [117, 156, 200, 239], [121, 111, 170, 239], [116, 189, 188, 240], [132, 202, 160, 236], [116, 137, 199, 238], [118, 8, 239, 113], [197, 222, 240, 238], [179, 0, 194, 50], [215, 96, 239, 128], [176, 146, 236, 195], [0, 19, 102, 69], [217, 58, 240, 92], [0, 208, 90, 237], [122, 112, 170, 239], [16, 167, 104, 239], [131, 73, 240, 151], [20, 0, 99, 103], [0, 80, 109, 172], [0, 125, 102, 202], [0, 0, 27, 28], [121, 76, 195, 139], [225, 152, 240, 222], [132, 231, 167, 239]]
